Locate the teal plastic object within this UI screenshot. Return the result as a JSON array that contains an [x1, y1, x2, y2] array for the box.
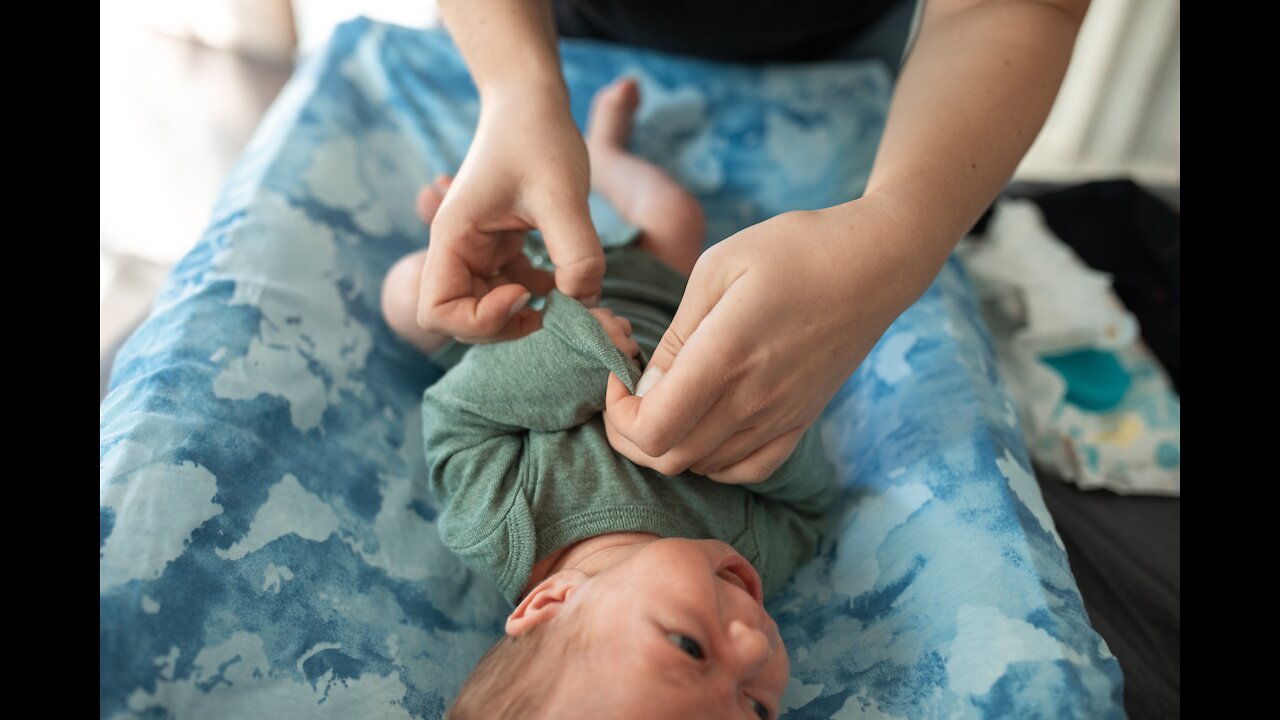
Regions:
[[1041, 349, 1133, 411]]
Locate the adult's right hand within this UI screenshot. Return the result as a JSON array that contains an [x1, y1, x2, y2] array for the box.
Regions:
[[416, 88, 605, 345]]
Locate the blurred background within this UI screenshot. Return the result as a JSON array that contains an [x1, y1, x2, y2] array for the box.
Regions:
[[100, 0, 1180, 396]]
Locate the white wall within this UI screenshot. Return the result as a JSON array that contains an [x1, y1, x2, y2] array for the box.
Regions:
[[1015, 0, 1180, 186], [292, 0, 440, 56]]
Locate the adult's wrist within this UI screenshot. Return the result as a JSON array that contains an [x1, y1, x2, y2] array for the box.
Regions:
[[825, 193, 953, 311], [478, 75, 571, 111], [439, 0, 568, 106]]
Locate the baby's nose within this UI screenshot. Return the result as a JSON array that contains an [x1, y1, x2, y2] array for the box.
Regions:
[[726, 618, 773, 672]]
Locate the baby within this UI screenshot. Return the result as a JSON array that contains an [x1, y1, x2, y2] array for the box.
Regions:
[[381, 78, 835, 719]]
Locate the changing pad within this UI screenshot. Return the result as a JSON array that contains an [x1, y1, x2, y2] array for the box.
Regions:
[[100, 19, 1123, 718]]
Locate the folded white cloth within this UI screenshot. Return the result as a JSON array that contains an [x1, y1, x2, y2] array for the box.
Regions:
[[958, 199, 1180, 496]]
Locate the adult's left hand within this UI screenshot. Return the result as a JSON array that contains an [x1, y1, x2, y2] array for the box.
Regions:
[[604, 197, 947, 484]]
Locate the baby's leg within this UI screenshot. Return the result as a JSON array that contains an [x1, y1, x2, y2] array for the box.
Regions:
[[380, 178, 454, 355], [586, 78, 706, 277]]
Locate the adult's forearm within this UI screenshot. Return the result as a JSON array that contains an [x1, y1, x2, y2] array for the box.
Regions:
[[438, 0, 568, 102], [860, 0, 1089, 273]]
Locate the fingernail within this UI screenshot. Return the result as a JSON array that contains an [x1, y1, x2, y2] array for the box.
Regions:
[[508, 292, 532, 319], [635, 367, 664, 397]]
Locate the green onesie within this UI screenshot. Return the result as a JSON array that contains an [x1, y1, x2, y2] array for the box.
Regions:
[[421, 238, 835, 605]]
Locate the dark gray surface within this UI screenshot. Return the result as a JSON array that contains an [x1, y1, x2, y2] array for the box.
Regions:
[[993, 179, 1181, 718], [1035, 466, 1181, 719]]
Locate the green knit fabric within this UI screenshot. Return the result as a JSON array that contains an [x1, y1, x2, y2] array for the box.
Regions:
[[421, 245, 835, 605]]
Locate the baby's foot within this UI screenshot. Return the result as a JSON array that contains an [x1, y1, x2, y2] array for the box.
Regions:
[[586, 77, 641, 156], [582, 77, 706, 277], [415, 174, 454, 225]]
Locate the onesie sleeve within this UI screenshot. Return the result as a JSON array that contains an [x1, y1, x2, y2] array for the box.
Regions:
[[737, 426, 837, 516], [737, 428, 837, 597], [422, 291, 641, 435], [420, 292, 643, 559]]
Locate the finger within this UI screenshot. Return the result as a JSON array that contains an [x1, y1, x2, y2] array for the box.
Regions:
[[434, 174, 454, 192], [636, 253, 724, 382], [455, 304, 543, 345], [603, 409, 659, 470], [606, 372, 634, 407], [605, 269, 736, 457], [499, 253, 555, 296], [417, 236, 472, 331], [603, 380, 689, 477], [706, 426, 805, 485], [490, 232, 530, 269], [416, 185, 445, 226], [626, 394, 742, 475], [422, 254, 533, 338], [690, 424, 778, 477], [603, 405, 699, 477], [419, 207, 533, 334], [536, 202, 606, 304]]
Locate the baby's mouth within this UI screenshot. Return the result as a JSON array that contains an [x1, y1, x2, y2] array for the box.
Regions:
[[715, 553, 765, 605]]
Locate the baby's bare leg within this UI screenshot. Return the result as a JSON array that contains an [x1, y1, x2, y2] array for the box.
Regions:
[[586, 78, 706, 277]]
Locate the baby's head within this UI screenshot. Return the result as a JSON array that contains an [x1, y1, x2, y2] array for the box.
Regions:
[[448, 538, 788, 719]]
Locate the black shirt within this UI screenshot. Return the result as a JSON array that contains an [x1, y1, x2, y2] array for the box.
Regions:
[[554, 0, 907, 63]]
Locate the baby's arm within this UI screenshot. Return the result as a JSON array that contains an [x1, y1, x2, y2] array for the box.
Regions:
[[741, 430, 838, 591], [740, 428, 837, 517], [423, 292, 643, 460], [423, 295, 621, 435], [422, 292, 647, 538]]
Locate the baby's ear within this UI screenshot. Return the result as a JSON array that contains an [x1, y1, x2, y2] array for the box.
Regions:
[[506, 569, 588, 636]]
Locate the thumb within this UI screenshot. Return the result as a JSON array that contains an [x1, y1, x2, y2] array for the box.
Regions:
[[606, 372, 633, 406], [605, 266, 729, 457], [537, 202, 606, 305], [635, 265, 722, 395]]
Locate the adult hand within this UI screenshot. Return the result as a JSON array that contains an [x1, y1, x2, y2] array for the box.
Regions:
[[415, 89, 605, 345], [604, 199, 947, 484]]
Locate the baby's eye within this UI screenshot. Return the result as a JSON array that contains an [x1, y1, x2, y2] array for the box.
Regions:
[[666, 633, 704, 660], [750, 698, 771, 719]]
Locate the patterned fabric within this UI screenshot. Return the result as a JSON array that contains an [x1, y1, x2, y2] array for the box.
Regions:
[[100, 19, 1124, 718]]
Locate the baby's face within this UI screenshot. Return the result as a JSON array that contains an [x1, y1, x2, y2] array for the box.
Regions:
[[553, 538, 788, 719]]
